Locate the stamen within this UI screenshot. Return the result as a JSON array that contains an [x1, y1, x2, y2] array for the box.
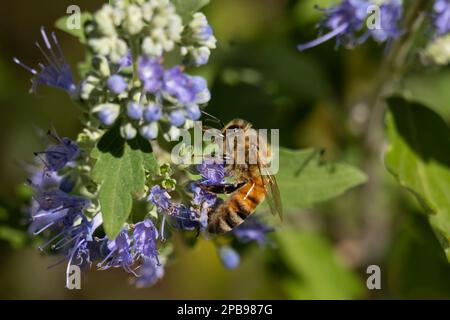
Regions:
[[297, 23, 348, 51]]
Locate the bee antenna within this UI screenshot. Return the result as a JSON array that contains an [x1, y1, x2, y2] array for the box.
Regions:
[[201, 111, 225, 128]]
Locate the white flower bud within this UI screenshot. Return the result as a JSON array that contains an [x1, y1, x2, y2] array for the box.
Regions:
[[120, 123, 138, 140], [142, 37, 163, 57], [92, 56, 111, 77], [164, 126, 181, 142], [423, 34, 450, 66], [80, 81, 96, 100], [95, 5, 117, 37], [124, 4, 144, 35]]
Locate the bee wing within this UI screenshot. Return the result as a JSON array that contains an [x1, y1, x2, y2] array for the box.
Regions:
[[248, 135, 283, 220], [259, 165, 283, 221]]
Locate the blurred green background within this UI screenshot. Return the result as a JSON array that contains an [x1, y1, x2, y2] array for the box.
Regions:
[[1, 0, 450, 299]]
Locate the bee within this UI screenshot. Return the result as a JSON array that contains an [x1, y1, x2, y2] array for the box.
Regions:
[[200, 119, 283, 234]]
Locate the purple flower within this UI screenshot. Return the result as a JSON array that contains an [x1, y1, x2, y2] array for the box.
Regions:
[[434, 0, 450, 35], [148, 185, 172, 211], [94, 103, 120, 126], [117, 50, 132, 71], [13, 27, 76, 95], [197, 25, 214, 42], [134, 256, 164, 288], [65, 214, 102, 277], [163, 66, 197, 104], [196, 162, 225, 185], [186, 104, 201, 120], [132, 219, 159, 260], [168, 109, 186, 127], [127, 102, 143, 120], [169, 205, 202, 231], [32, 187, 88, 215], [35, 135, 80, 172], [143, 103, 163, 122], [369, 1, 403, 43], [297, 0, 369, 51], [107, 75, 128, 94], [218, 246, 240, 269], [190, 183, 218, 208], [138, 56, 164, 94], [98, 229, 135, 274], [233, 217, 274, 246], [28, 168, 61, 191]]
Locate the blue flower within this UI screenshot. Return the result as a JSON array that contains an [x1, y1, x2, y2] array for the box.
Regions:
[[233, 217, 274, 246], [434, 0, 450, 36], [32, 187, 88, 215], [117, 50, 132, 71], [218, 246, 240, 269], [127, 102, 143, 120], [107, 75, 128, 94], [169, 204, 202, 231], [35, 135, 80, 172], [138, 56, 164, 94], [98, 229, 135, 274], [196, 25, 214, 43], [163, 66, 197, 104], [168, 109, 186, 127], [65, 214, 102, 274], [369, 0, 403, 43], [186, 104, 201, 120], [132, 219, 159, 260], [134, 256, 164, 288], [143, 103, 163, 122], [298, 0, 370, 51], [196, 162, 225, 185], [94, 103, 121, 126], [28, 168, 61, 191], [148, 185, 172, 211], [14, 27, 76, 95]]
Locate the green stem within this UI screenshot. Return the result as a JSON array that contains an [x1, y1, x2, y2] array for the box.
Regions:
[[351, 1, 429, 265]]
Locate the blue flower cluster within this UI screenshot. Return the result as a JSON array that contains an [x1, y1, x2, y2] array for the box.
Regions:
[[17, 0, 275, 288], [27, 136, 102, 286], [298, 0, 403, 51], [15, 0, 215, 142], [98, 219, 163, 287]]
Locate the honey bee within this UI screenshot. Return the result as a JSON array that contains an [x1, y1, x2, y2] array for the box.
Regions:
[[200, 119, 283, 234]]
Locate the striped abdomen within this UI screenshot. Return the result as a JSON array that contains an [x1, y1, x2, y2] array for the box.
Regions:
[[207, 175, 266, 234]]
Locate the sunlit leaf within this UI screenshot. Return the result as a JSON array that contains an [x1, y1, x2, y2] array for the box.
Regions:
[[92, 126, 157, 239], [277, 148, 367, 211], [55, 12, 92, 43]]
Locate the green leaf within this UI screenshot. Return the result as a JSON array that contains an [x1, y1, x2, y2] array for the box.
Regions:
[[277, 148, 367, 211], [385, 97, 450, 261], [172, 0, 210, 21], [55, 12, 92, 43], [277, 229, 364, 299], [92, 126, 157, 239], [397, 70, 450, 122]]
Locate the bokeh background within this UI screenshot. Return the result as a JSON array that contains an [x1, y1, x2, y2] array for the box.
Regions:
[[1, 0, 450, 299]]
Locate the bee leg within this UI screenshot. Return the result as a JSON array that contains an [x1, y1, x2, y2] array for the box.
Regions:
[[199, 182, 246, 195]]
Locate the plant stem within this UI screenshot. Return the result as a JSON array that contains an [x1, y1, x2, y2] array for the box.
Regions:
[[343, 1, 429, 266]]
